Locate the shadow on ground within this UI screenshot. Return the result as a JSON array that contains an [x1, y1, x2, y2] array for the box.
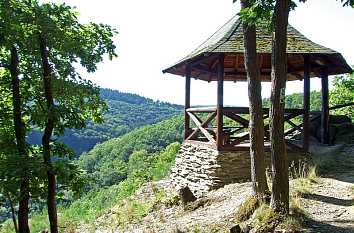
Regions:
[[303, 217, 354, 233], [302, 193, 354, 207]]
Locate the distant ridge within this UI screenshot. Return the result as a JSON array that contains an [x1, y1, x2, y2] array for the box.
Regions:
[[28, 88, 183, 155]]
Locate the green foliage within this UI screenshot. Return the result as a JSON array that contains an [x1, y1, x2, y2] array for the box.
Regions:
[[237, 0, 274, 26], [0, 142, 181, 232], [236, 0, 353, 28], [0, 0, 119, 229], [28, 89, 182, 155], [330, 73, 354, 120], [78, 115, 183, 188], [150, 142, 180, 181], [263, 91, 321, 111]]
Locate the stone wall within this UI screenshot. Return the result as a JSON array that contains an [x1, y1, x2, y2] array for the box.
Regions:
[[170, 142, 306, 196]]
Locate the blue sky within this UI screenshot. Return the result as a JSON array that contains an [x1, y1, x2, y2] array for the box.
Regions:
[[46, 0, 354, 106]]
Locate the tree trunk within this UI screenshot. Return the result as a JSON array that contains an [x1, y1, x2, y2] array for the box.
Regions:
[[39, 36, 58, 233], [241, 0, 269, 197], [10, 45, 30, 233], [7, 193, 19, 233], [269, 0, 291, 213]]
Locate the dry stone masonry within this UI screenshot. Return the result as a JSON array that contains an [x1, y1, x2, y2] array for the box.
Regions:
[[170, 142, 305, 196]]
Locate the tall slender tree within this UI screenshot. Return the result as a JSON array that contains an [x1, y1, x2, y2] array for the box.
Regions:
[[239, 0, 269, 197], [0, 70, 22, 232], [0, 1, 34, 231], [39, 35, 58, 232], [269, 0, 291, 212], [9, 44, 29, 233], [238, 0, 353, 213], [29, 2, 117, 231]]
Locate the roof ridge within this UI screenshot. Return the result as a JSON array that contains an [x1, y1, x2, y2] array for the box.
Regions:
[[189, 14, 239, 55]]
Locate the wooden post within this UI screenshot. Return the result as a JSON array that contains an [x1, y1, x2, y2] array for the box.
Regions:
[[321, 71, 330, 144], [303, 55, 310, 152], [216, 54, 224, 150], [184, 64, 191, 140]]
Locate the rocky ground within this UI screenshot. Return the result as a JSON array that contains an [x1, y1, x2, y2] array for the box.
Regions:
[[86, 144, 354, 233], [92, 181, 252, 233], [301, 144, 354, 233]]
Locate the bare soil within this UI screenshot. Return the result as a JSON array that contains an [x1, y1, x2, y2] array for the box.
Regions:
[[301, 144, 354, 233]]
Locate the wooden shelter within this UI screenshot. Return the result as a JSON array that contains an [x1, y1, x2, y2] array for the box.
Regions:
[[163, 15, 352, 152]]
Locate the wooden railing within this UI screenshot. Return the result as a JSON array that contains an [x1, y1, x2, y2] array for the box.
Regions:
[[185, 106, 306, 151]]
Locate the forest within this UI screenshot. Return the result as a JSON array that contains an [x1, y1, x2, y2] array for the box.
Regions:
[[28, 88, 182, 155]]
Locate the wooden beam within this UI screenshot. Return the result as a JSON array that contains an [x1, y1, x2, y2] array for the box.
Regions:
[[187, 112, 216, 143], [184, 64, 191, 139], [303, 55, 311, 152], [224, 112, 249, 127], [187, 106, 303, 115], [329, 102, 354, 111], [186, 112, 217, 140], [216, 54, 225, 150], [189, 53, 219, 68], [321, 71, 330, 144]]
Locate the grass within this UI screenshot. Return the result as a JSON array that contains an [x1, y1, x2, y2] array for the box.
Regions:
[[235, 196, 259, 222], [249, 195, 308, 233], [115, 199, 152, 227], [251, 203, 282, 232], [111, 185, 181, 229], [289, 160, 319, 196]]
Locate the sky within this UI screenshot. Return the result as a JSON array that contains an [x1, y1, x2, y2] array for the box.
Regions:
[[47, 0, 354, 106]]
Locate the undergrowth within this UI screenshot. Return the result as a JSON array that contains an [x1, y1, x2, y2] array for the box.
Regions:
[[290, 160, 318, 195], [0, 142, 180, 233]]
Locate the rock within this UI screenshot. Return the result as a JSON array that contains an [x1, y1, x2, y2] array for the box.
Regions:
[[329, 115, 351, 124], [178, 186, 197, 204], [170, 142, 304, 196], [309, 114, 353, 143], [230, 224, 242, 233]]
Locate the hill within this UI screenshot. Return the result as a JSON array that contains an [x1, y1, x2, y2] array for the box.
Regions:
[[28, 89, 183, 155], [0, 116, 184, 232], [78, 115, 184, 188]]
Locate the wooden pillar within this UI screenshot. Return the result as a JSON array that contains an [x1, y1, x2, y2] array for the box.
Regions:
[[303, 55, 310, 152], [321, 71, 330, 144], [216, 54, 224, 150], [184, 64, 191, 140]]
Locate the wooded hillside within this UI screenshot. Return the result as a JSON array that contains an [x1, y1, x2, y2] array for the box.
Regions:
[[28, 89, 183, 155]]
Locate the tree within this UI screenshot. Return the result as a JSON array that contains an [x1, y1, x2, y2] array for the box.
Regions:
[[330, 73, 354, 120], [0, 1, 36, 231], [238, 0, 353, 213], [269, 0, 291, 213], [0, 76, 20, 233], [238, 0, 269, 197], [28, 2, 117, 232]]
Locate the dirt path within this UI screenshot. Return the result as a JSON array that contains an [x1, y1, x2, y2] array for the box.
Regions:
[[302, 145, 354, 233]]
